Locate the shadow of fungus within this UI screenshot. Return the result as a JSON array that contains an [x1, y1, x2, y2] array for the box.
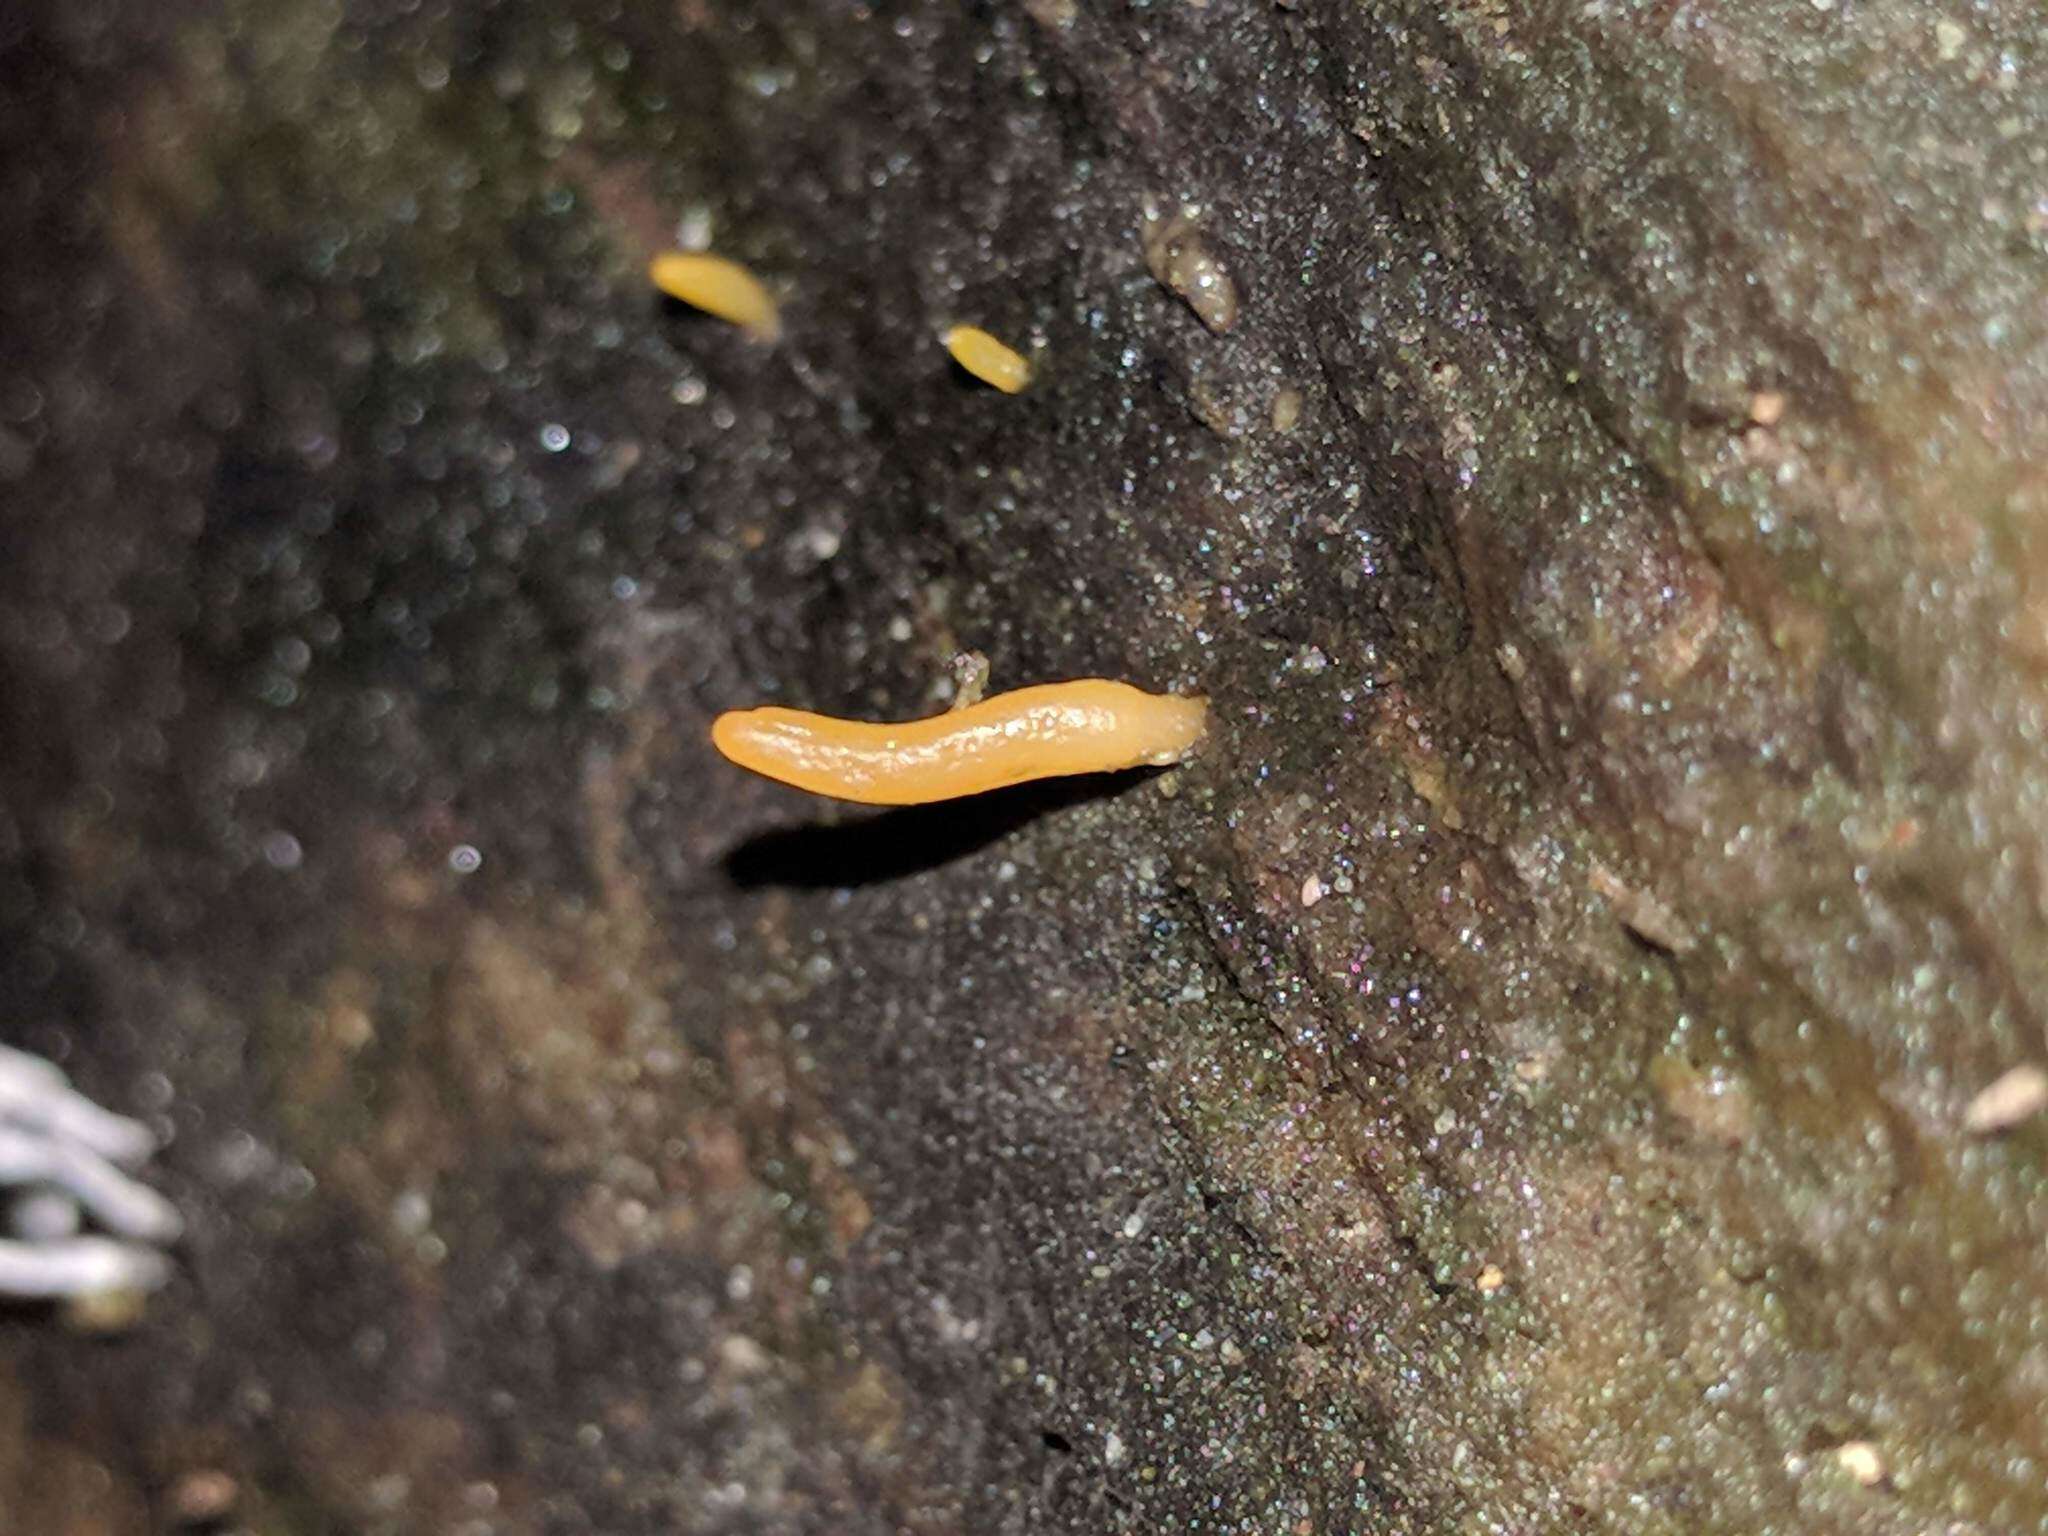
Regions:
[[722, 771, 1157, 890]]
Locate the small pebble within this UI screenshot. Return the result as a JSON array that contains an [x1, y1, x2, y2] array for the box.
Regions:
[[1141, 202, 1240, 335], [1270, 387, 1303, 433], [1834, 1440, 1886, 1486], [167, 1469, 239, 1527]]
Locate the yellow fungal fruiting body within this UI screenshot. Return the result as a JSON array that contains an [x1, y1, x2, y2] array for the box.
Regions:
[[943, 325, 1033, 393], [649, 252, 781, 341], [713, 680, 1206, 805]]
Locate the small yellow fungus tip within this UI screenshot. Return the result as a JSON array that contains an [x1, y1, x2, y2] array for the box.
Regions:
[[713, 679, 1207, 805], [943, 325, 1033, 394], [649, 252, 780, 342]]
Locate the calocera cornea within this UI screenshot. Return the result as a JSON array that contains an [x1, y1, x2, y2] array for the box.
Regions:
[[649, 252, 781, 342], [712, 680, 1207, 805], [943, 325, 1033, 393]]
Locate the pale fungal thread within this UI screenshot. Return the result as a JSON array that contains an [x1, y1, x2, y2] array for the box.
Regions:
[[944, 325, 1034, 393], [712, 680, 1208, 805], [649, 252, 781, 341], [0, 1042, 181, 1303]]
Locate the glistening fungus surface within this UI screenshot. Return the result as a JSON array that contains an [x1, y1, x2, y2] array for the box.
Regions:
[[0, 0, 2044, 1532]]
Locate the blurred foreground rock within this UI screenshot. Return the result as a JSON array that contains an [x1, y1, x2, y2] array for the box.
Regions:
[[1, 0, 2044, 1530]]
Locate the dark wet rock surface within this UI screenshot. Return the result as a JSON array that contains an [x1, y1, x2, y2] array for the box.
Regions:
[[2, 0, 2045, 1531]]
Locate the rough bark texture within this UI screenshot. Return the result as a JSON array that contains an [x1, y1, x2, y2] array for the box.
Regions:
[[3, 0, 2045, 1531]]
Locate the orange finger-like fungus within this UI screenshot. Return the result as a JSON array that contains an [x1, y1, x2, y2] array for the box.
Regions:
[[943, 325, 1033, 393], [712, 680, 1207, 805], [649, 252, 781, 341]]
